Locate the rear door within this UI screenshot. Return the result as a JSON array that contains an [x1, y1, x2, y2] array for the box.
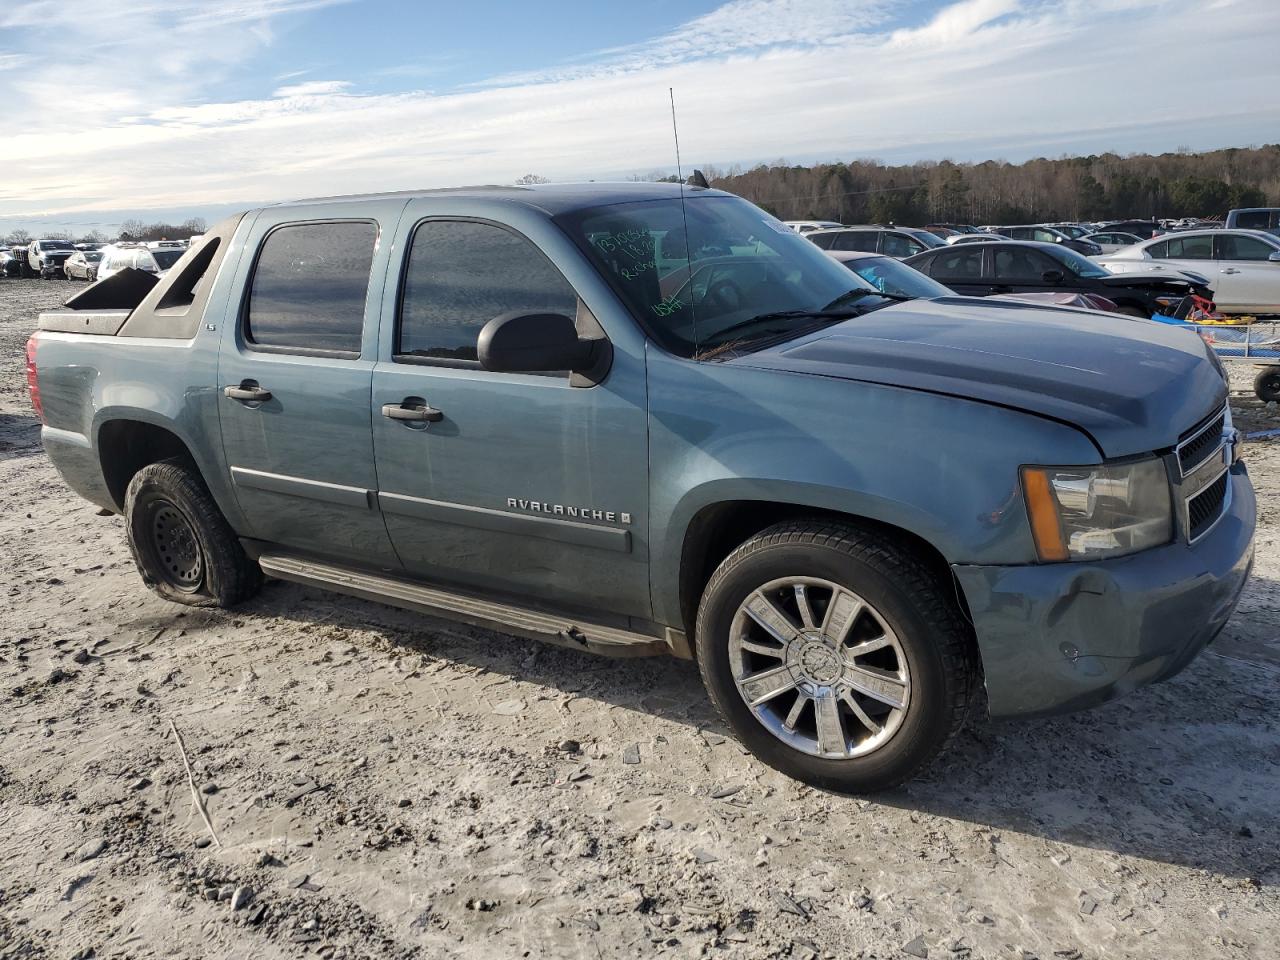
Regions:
[[831, 230, 879, 253], [369, 208, 651, 618], [1213, 233, 1280, 312], [920, 245, 989, 295], [216, 202, 406, 566]]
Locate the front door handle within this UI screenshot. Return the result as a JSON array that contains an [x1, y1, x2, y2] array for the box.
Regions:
[[990, 284, 1013, 294], [1221, 268, 1241, 275], [382, 399, 444, 423], [224, 382, 272, 402]]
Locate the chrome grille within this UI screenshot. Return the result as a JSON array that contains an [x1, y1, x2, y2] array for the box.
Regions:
[[1176, 406, 1227, 477]]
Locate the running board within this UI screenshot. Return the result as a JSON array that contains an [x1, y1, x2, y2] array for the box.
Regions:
[[256, 554, 684, 659]]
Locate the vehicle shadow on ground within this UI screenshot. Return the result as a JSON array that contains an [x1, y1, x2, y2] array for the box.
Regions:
[[0, 411, 41, 460], [220, 576, 1279, 882]]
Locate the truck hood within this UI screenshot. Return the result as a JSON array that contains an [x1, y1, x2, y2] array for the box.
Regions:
[[729, 296, 1226, 458]]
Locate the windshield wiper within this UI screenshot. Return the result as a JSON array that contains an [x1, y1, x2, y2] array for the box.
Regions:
[[822, 288, 913, 310]]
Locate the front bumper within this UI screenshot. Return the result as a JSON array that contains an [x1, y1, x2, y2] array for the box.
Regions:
[[953, 462, 1255, 719]]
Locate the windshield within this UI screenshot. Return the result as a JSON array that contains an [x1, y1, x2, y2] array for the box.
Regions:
[[85, 252, 103, 262], [1051, 246, 1110, 278], [151, 249, 183, 269], [560, 196, 885, 358], [841, 256, 952, 299], [42, 240, 74, 250]]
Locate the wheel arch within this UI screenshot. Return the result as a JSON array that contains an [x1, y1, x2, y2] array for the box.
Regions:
[[95, 416, 201, 512], [673, 495, 969, 645]]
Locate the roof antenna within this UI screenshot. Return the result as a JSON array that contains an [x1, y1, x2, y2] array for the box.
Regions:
[[670, 87, 699, 356]]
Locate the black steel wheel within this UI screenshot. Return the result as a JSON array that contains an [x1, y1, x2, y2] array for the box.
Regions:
[[124, 458, 262, 607]]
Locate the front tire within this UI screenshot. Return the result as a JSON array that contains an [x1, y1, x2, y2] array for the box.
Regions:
[[1254, 368, 1280, 403], [124, 459, 262, 607], [695, 521, 977, 793]]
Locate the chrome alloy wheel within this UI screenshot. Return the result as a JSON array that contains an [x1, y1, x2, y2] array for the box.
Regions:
[[728, 577, 911, 759]]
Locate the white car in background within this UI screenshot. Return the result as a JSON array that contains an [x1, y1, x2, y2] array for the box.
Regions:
[[1081, 230, 1143, 254], [1096, 229, 1280, 314], [783, 220, 843, 234], [96, 244, 185, 282], [946, 232, 1010, 244]]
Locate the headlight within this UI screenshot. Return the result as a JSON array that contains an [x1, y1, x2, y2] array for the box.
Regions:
[[1021, 458, 1172, 561]]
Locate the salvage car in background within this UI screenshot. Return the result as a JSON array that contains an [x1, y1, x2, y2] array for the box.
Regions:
[[784, 220, 842, 234], [1225, 207, 1280, 235], [1096, 229, 1280, 314], [95, 244, 185, 282], [987, 225, 1102, 256], [63, 250, 103, 280], [807, 226, 945, 259], [824, 250, 954, 299], [905, 240, 1212, 316], [1082, 230, 1143, 254], [27, 239, 77, 278], [0, 248, 22, 277]]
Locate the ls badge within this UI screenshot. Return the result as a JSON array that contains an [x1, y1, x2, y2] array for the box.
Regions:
[[506, 498, 631, 525]]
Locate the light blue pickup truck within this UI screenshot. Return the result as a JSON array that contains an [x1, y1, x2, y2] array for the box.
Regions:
[[28, 183, 1254, 792]]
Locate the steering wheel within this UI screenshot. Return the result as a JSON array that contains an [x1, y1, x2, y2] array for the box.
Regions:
[[704, 276, 745, 312]]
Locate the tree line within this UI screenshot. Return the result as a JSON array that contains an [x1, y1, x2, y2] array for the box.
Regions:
[[3, 217, 206, 246], [697, 144, 1280, 226]]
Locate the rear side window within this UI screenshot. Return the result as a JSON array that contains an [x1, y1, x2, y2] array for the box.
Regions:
[[246, 221, 376, 354], [1165, 235, 1213, 260], [1235, 211, 1269, 229], [397, 220, 578, 364], [833, 231, 878, 253], [929, 248, 984, 279]]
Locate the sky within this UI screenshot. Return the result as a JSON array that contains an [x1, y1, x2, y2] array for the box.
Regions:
[[2, 0, 1278, 235]]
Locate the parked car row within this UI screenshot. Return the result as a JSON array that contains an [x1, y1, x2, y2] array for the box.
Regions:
[[0, 235, 199, 280]]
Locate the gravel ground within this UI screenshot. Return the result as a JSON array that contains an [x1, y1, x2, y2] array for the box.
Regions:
[[1, 278, 1277, 960]]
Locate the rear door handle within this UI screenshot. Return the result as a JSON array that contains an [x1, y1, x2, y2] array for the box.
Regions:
[[224, 383, 272, 402], [382, 399, 444, 423], [1221, 268, 1241, 275], [990, 284, 1013, 294]]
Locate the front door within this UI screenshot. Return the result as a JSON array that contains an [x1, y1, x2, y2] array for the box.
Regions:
[[991, 245, 1063, 295], [217, 204, 405, 566], [370, 212, 651, 618], [1213, 233, 1280, 312]]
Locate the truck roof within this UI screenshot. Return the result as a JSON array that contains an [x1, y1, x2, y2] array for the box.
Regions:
[[279, 181, 730, 216]]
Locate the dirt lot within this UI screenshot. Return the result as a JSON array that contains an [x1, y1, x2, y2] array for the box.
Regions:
[[1, 278, 1277, 960]]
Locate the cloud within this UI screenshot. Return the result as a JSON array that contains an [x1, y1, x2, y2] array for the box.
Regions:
[[2, 0, 1278, 221], [272, 80, 352, 98]]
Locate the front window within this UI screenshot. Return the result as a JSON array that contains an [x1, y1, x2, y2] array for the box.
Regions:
[[843, 256, 952, 299], [1215, 233, 1278, 261], [1048, 246, 1110, 278], [560, 196, 882, 359]]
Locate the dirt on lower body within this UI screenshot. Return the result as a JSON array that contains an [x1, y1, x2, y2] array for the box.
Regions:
[[1, 279, 1277, 960]]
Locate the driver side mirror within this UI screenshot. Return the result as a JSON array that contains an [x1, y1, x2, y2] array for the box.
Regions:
[[1268, 251, 1280, 263], [1041, 269, 1065, 283], [478, 311, 612, 386]]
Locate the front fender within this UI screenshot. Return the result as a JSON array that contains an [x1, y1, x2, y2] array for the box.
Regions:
[[646, 349, 1102, 627]]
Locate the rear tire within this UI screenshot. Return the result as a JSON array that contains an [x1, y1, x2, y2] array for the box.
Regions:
[[695, 521, 977, 793], [124, 459, 262, 607], [1255, 368, 1280, 403]]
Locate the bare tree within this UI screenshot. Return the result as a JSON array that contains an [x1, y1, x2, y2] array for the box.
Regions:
[[9, 228, 31, 244], [515, 174, 550, 185]]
